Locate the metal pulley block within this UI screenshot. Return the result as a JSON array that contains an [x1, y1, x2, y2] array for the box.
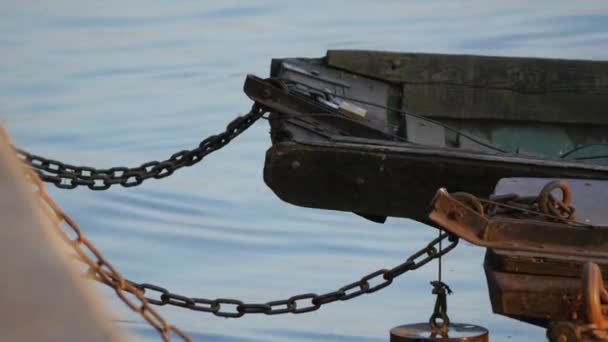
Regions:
[[429, 178, 608, 257]]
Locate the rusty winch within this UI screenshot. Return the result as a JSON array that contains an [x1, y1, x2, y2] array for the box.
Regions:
[[428, 178, 608, 341]]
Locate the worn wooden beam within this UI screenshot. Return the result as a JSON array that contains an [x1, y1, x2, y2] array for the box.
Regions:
[[263, 140, 608, 223], [0, 127, 126, 341], [326, 50, 608, 124]]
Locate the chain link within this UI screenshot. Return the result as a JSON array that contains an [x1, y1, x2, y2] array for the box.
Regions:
[[25, 169, 191, 342], [86, 232, 458, 318], [15, 104, 266, 190], [11, 100, 462, 336], [17, 141, 459, 339]]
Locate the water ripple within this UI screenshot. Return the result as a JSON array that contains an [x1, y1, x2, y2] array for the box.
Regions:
[[2, 1, 606, 341]]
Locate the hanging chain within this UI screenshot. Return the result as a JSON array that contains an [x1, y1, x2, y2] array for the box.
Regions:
[[23, 151, 459, 327], [15, 104, 266, 190], [84, 232, 458, 318], [24, 140, 460, 322], [11, 99, 463, 334], [25, 168, 191, 342]]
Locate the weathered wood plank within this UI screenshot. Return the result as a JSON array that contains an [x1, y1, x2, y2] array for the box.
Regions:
[[327, 50, 608, 93], [402, 82, 608, 123], [0, 128, 126, 342], [486, 249, 608, 279], [326, 50, 608, 124]]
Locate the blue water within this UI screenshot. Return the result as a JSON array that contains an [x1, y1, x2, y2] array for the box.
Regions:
[[2, 1, 608, 341]]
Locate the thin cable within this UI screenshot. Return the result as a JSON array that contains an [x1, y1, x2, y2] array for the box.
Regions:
[[438, 229, 443, 283], [283, 79, 509, 154], [262, 113, 409, 142], [575, 155, 608, 161], [560, 143, 608, 159], [477, 198, 598, 228]]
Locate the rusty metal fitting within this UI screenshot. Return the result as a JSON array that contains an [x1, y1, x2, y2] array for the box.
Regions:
[[539, 181, 577, 222], [583, 262, 608, 329]]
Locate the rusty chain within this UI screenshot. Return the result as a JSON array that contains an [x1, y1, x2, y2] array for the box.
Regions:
[[25, 169, 191, 342], [87, 232, 458, 318], [15, 104, 266, 190], [460, 181, 592, 227]]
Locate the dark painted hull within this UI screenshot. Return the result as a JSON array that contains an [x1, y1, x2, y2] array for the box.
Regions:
[[264, 139, 608, 223], [245, 50, 608, 222]]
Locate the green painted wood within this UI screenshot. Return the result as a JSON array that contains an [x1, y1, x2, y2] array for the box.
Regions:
[[326, 50, 608, 125]]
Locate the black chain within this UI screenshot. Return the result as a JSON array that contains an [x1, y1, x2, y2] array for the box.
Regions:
[[91, 232, 458, 318], [14, 104, 266, 190]]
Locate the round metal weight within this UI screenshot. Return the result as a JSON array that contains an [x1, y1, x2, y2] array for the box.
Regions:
[[390, 322, 489, 342]]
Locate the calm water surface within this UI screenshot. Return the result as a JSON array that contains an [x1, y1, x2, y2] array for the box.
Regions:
[[2, 1, 608, 341]]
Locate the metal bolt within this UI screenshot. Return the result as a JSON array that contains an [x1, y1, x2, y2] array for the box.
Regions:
[[262, 88, 272, 98], [447, 211, 463, 221], [291, 161, 300, 169], [355, 177, 365, 185]]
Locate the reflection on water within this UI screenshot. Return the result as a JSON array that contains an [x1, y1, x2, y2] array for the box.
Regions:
[[2, 1, 608, 341]]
